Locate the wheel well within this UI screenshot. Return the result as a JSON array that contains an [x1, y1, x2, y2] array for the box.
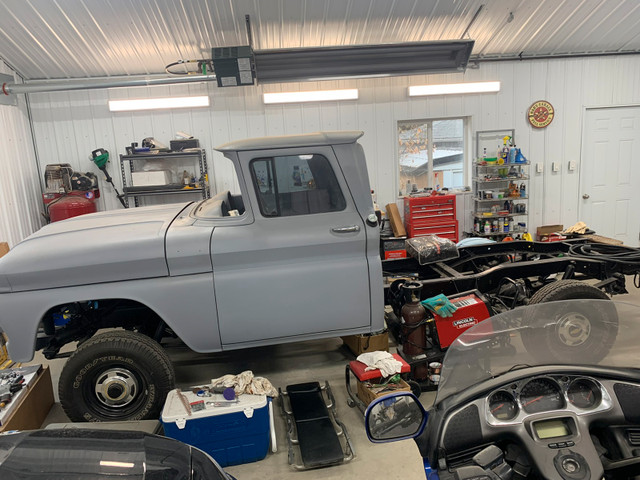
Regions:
[[38, 299, 166, 359]]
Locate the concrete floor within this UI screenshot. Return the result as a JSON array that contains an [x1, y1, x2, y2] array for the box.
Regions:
[[28, 279, 640, 480]]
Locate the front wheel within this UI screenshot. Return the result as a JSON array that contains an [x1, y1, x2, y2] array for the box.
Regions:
[[58, 330, 175, 422]]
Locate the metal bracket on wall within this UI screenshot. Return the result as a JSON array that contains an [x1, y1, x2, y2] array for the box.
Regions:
[[0, 73, 17, 106]]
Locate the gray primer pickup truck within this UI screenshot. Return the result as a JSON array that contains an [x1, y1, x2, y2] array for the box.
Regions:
[[0, 131, 384, 421]]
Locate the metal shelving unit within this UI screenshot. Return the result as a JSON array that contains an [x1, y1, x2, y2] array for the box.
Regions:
[[472, 161, 530, 237], [119, 150, 210, 207]]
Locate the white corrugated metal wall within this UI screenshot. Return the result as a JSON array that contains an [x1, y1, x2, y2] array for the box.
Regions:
[[27, 54, 640, 234], [0, 62, 43, 247]]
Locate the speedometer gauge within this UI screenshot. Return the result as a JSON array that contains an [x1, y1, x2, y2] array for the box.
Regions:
[[520, 378, 564, 414], [567, 379, 601, 409], [488, 391, 518, 421]]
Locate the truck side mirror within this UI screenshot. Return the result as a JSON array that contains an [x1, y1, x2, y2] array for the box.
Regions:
[[365, 392, 427, 443]]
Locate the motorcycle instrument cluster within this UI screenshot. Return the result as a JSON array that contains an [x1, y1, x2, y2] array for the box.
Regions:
[[487, 376, 607, 422], [520, 378, 565, 414]]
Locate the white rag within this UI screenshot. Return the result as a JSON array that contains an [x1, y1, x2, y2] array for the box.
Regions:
[[356, 351, 403, 378], [210, 370, 279, 397]]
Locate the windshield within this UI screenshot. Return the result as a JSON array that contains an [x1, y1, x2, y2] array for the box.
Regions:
[[436, 300, 640, 404]]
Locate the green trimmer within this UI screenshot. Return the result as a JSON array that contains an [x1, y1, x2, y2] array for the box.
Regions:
[[90, 148, 128, 208]]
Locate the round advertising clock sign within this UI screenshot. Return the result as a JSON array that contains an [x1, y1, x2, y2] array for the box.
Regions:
[[528, 100, 554, 128]]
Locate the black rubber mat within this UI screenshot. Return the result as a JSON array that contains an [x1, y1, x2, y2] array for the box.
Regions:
[[286, 382, 344, 468]]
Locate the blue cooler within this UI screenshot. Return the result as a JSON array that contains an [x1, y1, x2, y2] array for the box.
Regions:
[[161, 390, 271, 467]]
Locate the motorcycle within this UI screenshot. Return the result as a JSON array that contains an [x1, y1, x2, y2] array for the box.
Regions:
[[365, 299, 640, 480]]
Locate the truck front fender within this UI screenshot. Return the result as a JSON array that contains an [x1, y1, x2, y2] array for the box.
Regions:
[[0, 273, 220, 362]]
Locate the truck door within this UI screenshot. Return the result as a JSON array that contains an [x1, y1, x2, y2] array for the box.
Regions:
[[211, 146, 372, 347]]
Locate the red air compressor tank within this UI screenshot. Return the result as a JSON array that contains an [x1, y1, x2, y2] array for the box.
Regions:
[[48, 191, 98, 222]]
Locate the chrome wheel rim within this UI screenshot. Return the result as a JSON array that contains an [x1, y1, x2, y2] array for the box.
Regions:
[[94, 368, 139, 408], [556, 313, 591, 347]]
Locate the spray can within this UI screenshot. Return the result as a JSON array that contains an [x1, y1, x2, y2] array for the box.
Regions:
[[474, 218, 480, 233], [520, 183, 526, 197], [499, 218, 504, 233], [484, 220, 491, 234], [503, 218, 510, 233]]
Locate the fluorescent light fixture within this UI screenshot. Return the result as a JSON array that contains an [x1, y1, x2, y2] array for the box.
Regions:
[[100, 460, 135, 468], [263, 89, 358, 104], [108, 96, 210, 112], [409, 81, 501, 96]]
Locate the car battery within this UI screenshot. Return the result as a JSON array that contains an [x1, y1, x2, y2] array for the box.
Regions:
[[380, 237, 407, 260], [432, 291, 492, 348], [161, 390, 271, 467]]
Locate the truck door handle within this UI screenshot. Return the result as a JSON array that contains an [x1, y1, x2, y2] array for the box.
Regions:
[[331, 225, 361, 234]]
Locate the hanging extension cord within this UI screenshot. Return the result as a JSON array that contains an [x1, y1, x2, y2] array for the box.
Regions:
[[165, 59, 213, 76]]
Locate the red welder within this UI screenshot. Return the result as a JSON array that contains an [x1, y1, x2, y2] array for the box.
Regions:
[[395, 289, 493, 385], [430, 290, 493, 348]]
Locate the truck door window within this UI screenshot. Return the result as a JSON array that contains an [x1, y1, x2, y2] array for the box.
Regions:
[[250, 155, 346, 217]]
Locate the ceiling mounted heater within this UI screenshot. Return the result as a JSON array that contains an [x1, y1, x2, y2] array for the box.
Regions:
[[253, 40, 475, 84]]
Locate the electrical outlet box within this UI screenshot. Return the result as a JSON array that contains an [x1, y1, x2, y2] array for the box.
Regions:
[[568, 161, 577, 171], [536, 163, 544, 173], [552, 162, 560, 172]]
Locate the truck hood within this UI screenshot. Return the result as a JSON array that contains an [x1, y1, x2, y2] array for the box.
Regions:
[[0, 203, 191, 292]]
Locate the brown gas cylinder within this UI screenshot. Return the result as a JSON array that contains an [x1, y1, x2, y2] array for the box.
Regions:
[[401, 282, 426, 355], [400, 281, 429, 380]]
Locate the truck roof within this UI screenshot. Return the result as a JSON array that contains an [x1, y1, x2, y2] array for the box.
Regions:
[[215, 131, 364, 152]]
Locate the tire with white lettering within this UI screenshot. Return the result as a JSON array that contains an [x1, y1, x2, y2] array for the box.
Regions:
[[58, 330, 175, 422]]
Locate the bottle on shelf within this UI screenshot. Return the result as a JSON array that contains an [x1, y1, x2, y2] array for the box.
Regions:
[[508, 144, 517, 164]]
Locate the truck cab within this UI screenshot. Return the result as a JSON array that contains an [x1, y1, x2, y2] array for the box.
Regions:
[[207, 131, 384, 347]]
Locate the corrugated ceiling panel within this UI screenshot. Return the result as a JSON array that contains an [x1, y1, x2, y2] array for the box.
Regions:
[[0, 0, 639, 79]]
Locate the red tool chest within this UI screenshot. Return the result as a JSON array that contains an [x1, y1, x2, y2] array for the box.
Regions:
[[404, 194, 458, 241]]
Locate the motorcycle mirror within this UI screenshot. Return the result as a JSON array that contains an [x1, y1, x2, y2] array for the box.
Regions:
[[365, 392, 428, 443]]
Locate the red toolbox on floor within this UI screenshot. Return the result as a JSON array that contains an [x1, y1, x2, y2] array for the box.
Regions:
[[404, 194, 458, 241]]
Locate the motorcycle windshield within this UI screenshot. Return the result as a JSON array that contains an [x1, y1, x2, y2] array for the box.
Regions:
[[435, 300, 640, 405]]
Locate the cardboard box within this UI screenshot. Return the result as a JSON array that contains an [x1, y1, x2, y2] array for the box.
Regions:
[[342, 331, 389, 355], [0, 242, 9, 259], [380, 237, 407, 260], [536, 224, 563, 241], [0, 366, 54, 432], [540, 233, 568, 243], [356, 378, 412, 406], [385, 203, 407, 237], [131, 170, 172, 186]]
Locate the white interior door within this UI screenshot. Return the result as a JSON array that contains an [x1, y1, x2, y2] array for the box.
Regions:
[[580, 106, 640, 246]]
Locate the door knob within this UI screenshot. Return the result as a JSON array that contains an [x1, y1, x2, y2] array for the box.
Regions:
[[582, 194, 590, 199]]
